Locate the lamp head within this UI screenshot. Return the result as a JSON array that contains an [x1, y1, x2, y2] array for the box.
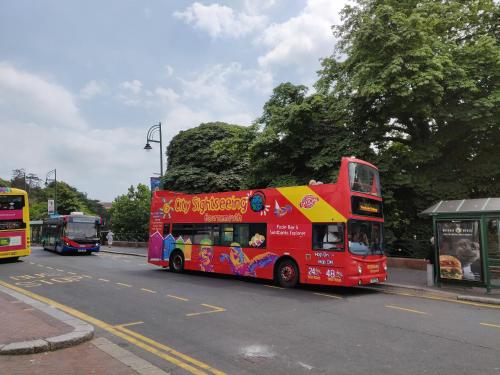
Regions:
[[144, 143, 152, 151]]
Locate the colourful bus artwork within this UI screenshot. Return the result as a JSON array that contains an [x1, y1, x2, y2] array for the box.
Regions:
[[148, 157, 386, 288]]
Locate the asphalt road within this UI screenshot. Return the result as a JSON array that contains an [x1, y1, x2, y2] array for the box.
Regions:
[[1, 247, 499, 375]]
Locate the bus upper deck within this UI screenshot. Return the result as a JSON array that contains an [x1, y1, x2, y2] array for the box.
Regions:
[[0, 187, 30, 261]]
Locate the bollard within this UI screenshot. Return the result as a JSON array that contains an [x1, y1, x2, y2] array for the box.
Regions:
[[426, 264, 434, 287]]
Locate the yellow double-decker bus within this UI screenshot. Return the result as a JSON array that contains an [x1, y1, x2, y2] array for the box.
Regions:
[[0, 187, 30, 261]]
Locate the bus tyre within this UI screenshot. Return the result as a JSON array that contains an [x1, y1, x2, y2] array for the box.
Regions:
[[170, 251, 184, 273], [276, 259, 299, 288]]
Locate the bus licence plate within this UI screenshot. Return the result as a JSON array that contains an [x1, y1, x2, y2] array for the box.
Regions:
[[78, 249, 87, 253], [370, 277, 379, 283]]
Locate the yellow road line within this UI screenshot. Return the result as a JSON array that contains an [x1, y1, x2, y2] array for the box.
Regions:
[[115, 325, 226, 375], [115, 321, 144, 328], [0, 280, 225, 375], [98, 278, 110, 282], [385, 305, 428, 315], [314, 292, 343, 300], [116, 282, 132, 287], [375, 289, 500, 310], [186, 304, 226, 317], [480, 322, 500, 329], [167, 294, 189, 301], [141, 288, 157, 294], [264, 285, 284, 289]]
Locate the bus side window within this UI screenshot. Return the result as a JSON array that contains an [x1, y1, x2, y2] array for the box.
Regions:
[[248, 223, 266, 248], [163, 224, 170, 236], [172, 224, 194, 243], [312, 224, 344, 251], [220, 224, 234, 246]]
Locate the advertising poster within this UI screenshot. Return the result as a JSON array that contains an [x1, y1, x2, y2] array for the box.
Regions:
[[48, 199, 55, 215], [150, 177, 161, 193], [437, 220, 483, 282]]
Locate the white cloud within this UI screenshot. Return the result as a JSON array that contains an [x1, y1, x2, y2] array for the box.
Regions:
[[120, 79, 142, 94], [155, 86, 180, 104], [0, 63, 86, 130], [243, 0, 278, 15], [118, 79, 144, 106], [256, 0, 347, 68], [80, 80, 108, 100], [174, 2, 267, 38], [0, 63, 155, 201], [165, 65, 174, 77]]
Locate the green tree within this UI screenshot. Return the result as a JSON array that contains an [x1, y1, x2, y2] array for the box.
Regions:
[[247, 82, 375, 188], [109, 184, 150, 241], [316, 0, 500, 248], [163, 122, 255, 193]]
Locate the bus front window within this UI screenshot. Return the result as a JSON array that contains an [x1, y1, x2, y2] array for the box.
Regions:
[[349, 163, 381, 196], [66, 222, 98, 240], [348, 220, 383, 256]]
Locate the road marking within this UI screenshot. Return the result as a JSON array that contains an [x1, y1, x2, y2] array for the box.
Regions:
[[115, 321, 144, 328], [67, 272, 77, 275], [141, 288, 157, 294], [264, 285, 284, 290], [81, 275, 93, 278], [186, 304, 226, 317], [167, 294, 189, 301], [314, 292, 343, 300], [115, 325, 225, 375], [56, 269, 64, 272], [372, 289, 500, 310], [98, 278, 110, 282], [480, 322, 500, 329], [46, 266, 54, 269], [116, 282, 132, 288], [385, 305, 428, 315], [0, 280, 226, 375], [29, 262, 35, 265], [36, 264, 44, 267]]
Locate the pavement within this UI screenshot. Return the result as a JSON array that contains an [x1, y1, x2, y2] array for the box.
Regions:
[[0, 282, 168, 375], [2, 247, 499, 374], [103, 245, 500, 305]]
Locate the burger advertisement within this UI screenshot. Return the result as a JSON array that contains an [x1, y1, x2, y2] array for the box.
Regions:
[[436, 220, 483, 283]]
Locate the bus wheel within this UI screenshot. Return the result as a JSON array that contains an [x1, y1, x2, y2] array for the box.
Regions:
[[276, 259, 299, 288], [170, 251, 184, 273]]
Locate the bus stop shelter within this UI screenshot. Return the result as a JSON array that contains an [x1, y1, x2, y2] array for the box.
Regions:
[[421, 198, 500, 293]]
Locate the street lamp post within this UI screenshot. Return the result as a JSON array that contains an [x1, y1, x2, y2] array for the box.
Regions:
[[144, 122, 163, 177], [45, 169, 57, 214]]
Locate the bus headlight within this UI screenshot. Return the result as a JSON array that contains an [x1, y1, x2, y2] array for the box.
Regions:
[[64, 241, 69, 246], [383, 263, 387, 271], [358, 265, 363, 275]]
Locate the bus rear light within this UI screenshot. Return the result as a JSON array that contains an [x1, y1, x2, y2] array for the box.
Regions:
[[358, 280, 362, 285], [383, 263, 387, 271], [357, 265, 362, 275]]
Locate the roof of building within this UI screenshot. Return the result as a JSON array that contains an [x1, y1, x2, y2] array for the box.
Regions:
[[421, 198, 500, 215]]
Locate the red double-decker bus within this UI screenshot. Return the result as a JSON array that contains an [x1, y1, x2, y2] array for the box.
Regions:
[[148, 157, 386, 288]]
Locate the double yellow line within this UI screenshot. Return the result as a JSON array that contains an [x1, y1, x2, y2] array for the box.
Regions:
[[0, 280, 225, 375]]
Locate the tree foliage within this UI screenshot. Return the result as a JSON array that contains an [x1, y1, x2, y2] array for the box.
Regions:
[[162, 122, 256, 193], [1, 171, 107, 221], [316, 0, 500, 244], [109, 184, 150, 241]]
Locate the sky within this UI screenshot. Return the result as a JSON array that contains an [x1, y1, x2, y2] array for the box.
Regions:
[[0, 0, 348, 202]]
